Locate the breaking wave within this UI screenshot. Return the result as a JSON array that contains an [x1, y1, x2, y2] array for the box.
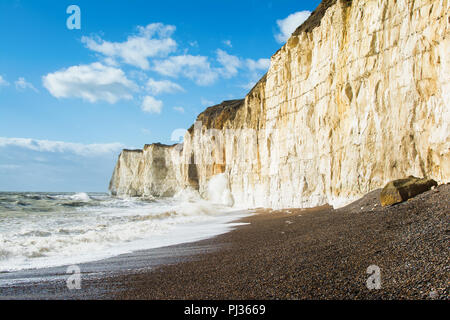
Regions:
[[0, 189, 248, 272]]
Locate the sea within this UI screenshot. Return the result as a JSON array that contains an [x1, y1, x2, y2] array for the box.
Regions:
[[0, 189, 248, 274]]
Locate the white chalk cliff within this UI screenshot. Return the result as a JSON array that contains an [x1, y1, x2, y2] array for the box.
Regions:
[[110, 0, 450, 209]]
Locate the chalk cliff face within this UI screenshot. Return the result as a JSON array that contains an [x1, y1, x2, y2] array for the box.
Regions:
[[110, 0, 449, 209], [109, 145, 182, 198]]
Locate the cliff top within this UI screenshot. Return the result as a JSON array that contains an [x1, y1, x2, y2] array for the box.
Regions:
[[293, 0, 351, 36], [121, 143, 177, 153], [144, 142, 177, 149], [188, 99, 245, 132]]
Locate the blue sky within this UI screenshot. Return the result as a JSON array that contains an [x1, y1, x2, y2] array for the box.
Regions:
[[0, 0, 319, 192]]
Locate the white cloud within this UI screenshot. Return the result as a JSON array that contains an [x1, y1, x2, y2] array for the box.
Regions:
[[246, 58, 271, 71], [78, 21, 271, 88], [141, 96, 163, 113], [189, 41, 198, 47], [82, 23, 177, 70], [153, 51, 259, 85], [128, 70, 148, 82], [223, 40, 232, 48], [42, 62, 136, 103], [275, 11, 311, 43], [240, 58, 271, 90], [15, 77, 38, 92], [173, 106, 185, 113], [103, 57, 119, 67], [152, 50, 264, 85], [146, 78, 184, 95], [0, 75, 9, 87], [153, 55, 218, 86], [216, 49, 242, 78], [0, 137, 125, 157], [43, 22, 272, 96], [141, 128, 151, 135]]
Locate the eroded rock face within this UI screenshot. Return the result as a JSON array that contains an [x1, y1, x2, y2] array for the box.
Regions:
[[380, 176, 438, 206], [109, 150, 143, 197], [109, 145, 184, 198], [110, 0, 449, 209]]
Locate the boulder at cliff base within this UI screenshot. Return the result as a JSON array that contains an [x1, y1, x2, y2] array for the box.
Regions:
[[380, 176, 438, 206]]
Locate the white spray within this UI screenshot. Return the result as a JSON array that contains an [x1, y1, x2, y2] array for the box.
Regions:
[[207, 173, 234, 207]]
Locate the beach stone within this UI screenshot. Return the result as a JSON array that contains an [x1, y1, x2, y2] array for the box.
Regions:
[[380, 176, 438, 206]]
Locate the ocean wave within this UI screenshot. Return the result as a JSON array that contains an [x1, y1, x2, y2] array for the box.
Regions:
[[60, 201, 93, 208], [0, 191, 248, 272], [70, 192, 91, 201], [23, 194, 45, 200], [0, 250, 12, 261], [20, 230, 52, 237], [15, 200, 31, 206]]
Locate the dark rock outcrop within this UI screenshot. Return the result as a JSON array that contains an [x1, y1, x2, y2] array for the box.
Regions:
[[380, 176, 438, 206]]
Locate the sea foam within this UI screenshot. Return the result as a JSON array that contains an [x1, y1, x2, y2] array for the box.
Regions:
[[0, 189, 248, 273], [207, 173, 234, 207]]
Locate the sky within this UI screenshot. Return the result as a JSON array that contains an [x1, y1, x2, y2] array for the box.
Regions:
[[0, 0, 320, 192]]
